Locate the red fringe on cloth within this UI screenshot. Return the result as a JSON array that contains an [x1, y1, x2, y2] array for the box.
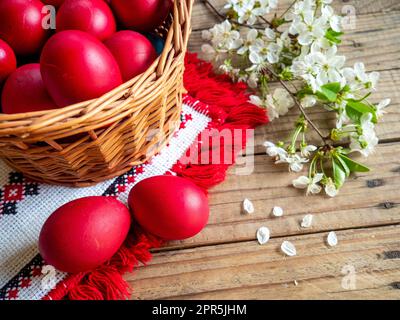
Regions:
[[43, 53, 268, 300]]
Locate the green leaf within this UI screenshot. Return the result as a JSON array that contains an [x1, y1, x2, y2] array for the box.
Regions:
[[346, 99, 377, 123], [340, 154, 370, 173], [328, 29, 344, 37], [317, 82, 341, 102], [325, 28, 344, 44], [334, 155, 350, 177], [317, 89, 336, 102], [345, 104, 362, 123], [332, 159, 346, 189], [297, 86, 314, 99], [322, 82, 341, 94]]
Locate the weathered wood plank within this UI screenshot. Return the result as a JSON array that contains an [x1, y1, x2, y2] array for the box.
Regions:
[[191, 0, 400, 31], [160, 142, 400, 249], [128, 225, 400, 299]]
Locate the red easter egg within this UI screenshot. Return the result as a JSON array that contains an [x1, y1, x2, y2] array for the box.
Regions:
[[42, 0, 65, 7], [40, 30, 122, 107], [2, 64, 58, 114], [0, 0, 50, 56], [39, 196, 131, 273], [0, 39, 17, 87], [104, 31, 157, 81], [57, 0, 116, 41], [128, 176, 209, 240], [110, 0, 173, 32]]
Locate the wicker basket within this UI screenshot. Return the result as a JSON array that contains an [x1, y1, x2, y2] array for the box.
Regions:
[[0, 0, 193, 187]]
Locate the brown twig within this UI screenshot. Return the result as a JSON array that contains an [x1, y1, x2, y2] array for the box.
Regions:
[[279, 0, 299, 19], [264, 67, 330, 144], [259, 16, 274, 28], [202, 0, 272, 31]]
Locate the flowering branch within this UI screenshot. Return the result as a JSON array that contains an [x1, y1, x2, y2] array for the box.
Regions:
[[201, 0, 391, 197], [263, 64, 330, 144], [202, 0, 268, 30]]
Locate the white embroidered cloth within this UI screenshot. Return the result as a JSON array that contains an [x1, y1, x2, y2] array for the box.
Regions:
[[0, 102, 210, 300]]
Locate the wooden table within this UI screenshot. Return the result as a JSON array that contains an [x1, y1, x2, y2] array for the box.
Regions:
[[127, 0, 400, 299]]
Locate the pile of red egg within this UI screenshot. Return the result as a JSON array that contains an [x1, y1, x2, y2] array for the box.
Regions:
[[0, 0, 172, 114], [39, 176, 210, 273]]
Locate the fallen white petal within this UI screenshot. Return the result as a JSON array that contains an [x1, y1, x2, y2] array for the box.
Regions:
[[256, 227, 270, 245], [281, 241, 297, 256], [301, 214, 313, 228], [292, 176, 310, 189], [272, 206, 283, 217], [327, 231, 338, 247], [243, 198, 255, 214]]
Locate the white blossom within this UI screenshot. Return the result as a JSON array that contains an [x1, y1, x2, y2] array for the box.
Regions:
[[324, 178, 338, 197], [292, 173, 323, 195], [301, 144, 317, 157], [321, 5, 342, 32], [247, 71, 259, 88], [225, 0, 278, 26], [349, 113, 379, 157], [203, 20, 242, 53], [289, 10, 328, 46], [250, 88, 294, 121], [301, 95, 317, 108], [277, 154, 308, 172], [262, 141, 288, 159], [376, 98, 391, 117], [264, 27, 276, 40], [313, 46, 346, 88], [292, 46, 346, 92], [237, 29, 258, 55], [285, 0, 314, 21], [342, 62, 380, 91], [248, 38, 282, 68]]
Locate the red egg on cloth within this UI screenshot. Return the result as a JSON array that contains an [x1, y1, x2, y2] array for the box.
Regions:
[[0, 0, 50, 56], [128, 176, 209, 240], [40, 30, 122, 107], [104, 31, 157, 81], [39, 196, 131, 273], [2, 64, 58, 114], [57, 0, 116, 41], [110, 0, 173, 32], [0, 39, 17, 87]]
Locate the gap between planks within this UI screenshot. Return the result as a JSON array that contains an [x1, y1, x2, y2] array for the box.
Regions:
[[128, 224, 400, 300]]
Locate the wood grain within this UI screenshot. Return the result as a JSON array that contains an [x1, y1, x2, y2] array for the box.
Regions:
[[128, 225, 400, 299], [191, 0, 400, 31]]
